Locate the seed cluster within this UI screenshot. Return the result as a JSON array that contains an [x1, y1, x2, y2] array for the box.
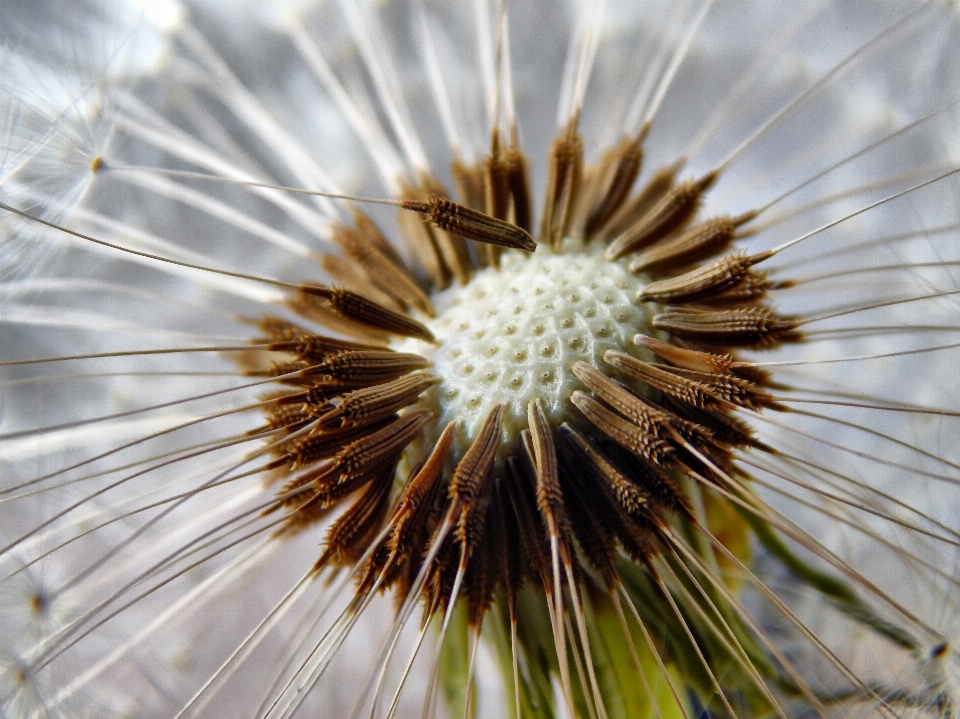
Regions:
[[240, 111, 803, 639]]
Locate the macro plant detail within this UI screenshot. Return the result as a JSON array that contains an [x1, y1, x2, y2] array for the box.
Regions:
[[2, 1, 960, 718]]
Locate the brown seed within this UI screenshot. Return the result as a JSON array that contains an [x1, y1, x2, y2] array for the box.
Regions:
[[452, 157, 487, 212], [659, 395, 758, 450], [573, 363, 656, 425], [583, 128, 647, 240], [484, 128, 511, 222], [571, 390, 674, 467], [597, 161, 682, 241], [606, 170, 718, 260], [557, 423, 649, 518], [652, 306, 800, 348], [604, 350, 778, 410], [257, 400, 327, 434], [259, 367, 363, 393], [275, 385, 338, 411], [601, 442, 690, 518], [492, 473, 524, 609], [299, 285, 435, 342], [572, 361, 714, 449], [505, 145, 533, 234], [628, 214, 752, 273], [286, 289, 391, 342], [449, 404, 505, 504], [634, 334, 735, 374], [561, 432, 662, 570], [638, 251, 772, 304], [247, 359, 311, 383], [555, 447, 620, 585], [403, 195, 536, 252], [572, 377, 730, 487], [605, 351, 724, 410], [313, 408, 433, 498], [360, 422, 458, 595], [267, 334, 384, 361], [660, 366, 781, 411], [465, 488, 502, 625], [384, 423, 458, 554], [526, 399, 566, 533], [315, 462, 395, 569], [455, 483, 492, 568], [703, 270, 777, 305], [266, 418, 395, 471], [449, 405, 505, 552], [305, 349, 429, 383], [539, 115, 584, 250], [482, 129, 533, 244], [504, 456, 550, 583], [315, 373, 440, 428]]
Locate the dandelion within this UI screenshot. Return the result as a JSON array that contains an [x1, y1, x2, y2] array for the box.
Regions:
[[2, 0, 960, 717]]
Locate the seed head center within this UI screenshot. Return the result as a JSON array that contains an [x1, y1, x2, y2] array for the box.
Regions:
[[408, 240, 655, 447]]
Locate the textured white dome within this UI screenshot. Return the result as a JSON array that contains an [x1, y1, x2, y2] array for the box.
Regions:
[[411, 239, 655, 445]]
